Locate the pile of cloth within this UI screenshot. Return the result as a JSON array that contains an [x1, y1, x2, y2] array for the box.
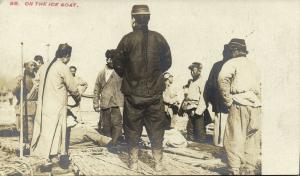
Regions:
[[141, 127, 187, 148]]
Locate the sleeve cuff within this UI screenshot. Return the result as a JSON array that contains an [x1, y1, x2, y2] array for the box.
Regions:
[[195, 107, 206, 116], [225, 99, 233, 107]]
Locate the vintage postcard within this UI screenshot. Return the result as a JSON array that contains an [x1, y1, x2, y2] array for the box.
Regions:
[[0, 0, 299, 175]]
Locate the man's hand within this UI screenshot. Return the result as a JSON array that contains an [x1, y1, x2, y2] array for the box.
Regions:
[[166, 109, 170, 116], [190, 109, 195, 117], [119, 107, 124, 117], [226, 99, 233, 108], [16, 75, 23, 83], [94, 107, 101, 112]]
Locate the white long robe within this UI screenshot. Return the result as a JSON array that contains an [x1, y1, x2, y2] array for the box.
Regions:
[[30, 60, 78, 159]]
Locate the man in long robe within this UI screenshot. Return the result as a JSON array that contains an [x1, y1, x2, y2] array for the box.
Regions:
[[30, 44, 80, 170]]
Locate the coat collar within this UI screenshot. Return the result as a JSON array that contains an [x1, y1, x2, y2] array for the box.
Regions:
[[104, 66, 114, 83]]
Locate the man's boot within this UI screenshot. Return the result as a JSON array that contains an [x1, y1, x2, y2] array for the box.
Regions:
[[59, 155, 70, 169], [240, 166, 255, 175], [228, 167, 240, 175], [152, 149, 164, 172], [186, 117, 195, 141], [40, 159, 52, 172], [128, 147, 138, 171]]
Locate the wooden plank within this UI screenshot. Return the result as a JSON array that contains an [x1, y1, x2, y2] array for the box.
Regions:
[[141, 149, 218, 175], [70, 145, 156, 175], [164, 152, 224, 168], [163, 147, 213, 160]]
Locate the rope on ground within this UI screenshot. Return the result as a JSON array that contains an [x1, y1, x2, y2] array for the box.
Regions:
[[0, 155, 34, 176]]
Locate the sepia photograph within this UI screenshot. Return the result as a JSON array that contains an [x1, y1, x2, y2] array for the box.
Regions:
[[0, 0, 299, 175]]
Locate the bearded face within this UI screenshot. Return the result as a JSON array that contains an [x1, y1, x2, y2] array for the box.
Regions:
[[25, 61, 36, 74], [191, 67, 201, 80], [106, 58, 114, 69]]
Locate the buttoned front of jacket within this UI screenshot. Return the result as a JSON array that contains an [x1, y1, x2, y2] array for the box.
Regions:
[[93, 68, 124, 109], [186, 77, 206, 115]]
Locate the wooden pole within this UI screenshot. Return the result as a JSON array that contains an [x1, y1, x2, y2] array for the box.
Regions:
[[46, 44, 50, 62], [19, 42, 24, 157]]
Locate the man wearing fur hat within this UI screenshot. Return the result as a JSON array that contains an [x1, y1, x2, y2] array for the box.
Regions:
[[184, 62, 207, 143], [218, 38, 261, 175], [112, 5, 172, 171]]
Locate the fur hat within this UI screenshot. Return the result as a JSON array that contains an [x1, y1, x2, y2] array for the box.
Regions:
[[188, 62, 202, 70], [227, 38, 248, 54]]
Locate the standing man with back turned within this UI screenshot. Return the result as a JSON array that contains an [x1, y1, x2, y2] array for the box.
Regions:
[[218, 38, 261, 175], [111, 5, 172, 172]]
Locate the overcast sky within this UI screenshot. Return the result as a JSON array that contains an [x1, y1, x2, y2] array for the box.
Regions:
[[0, 1, 299, 174], [1, 0, 298, 93]]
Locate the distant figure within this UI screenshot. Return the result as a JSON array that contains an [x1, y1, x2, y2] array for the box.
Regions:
[[31, 43, 80, 171], [184, 62, 207, 142], [33, 55, 44, 72], [178, 79, 193, 117], [0, 86, 15, 125], [33, 55, 44, 80], [93, 51, 124, 147], [218, 38, 261, 175], [69, 66, 88, 95], [29, 55, 45, 100], [0, 86, 13, 105], [162, 72, 180, 129], [204, 44, 231, 147], [69, 66, 88, 123], [112, 5, 172, 171], [12, 61, 38, 152]]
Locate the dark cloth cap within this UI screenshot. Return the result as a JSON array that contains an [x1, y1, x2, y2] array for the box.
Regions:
[[131, 5, 150, 15], [188, 62, 202, 70], [227, 38, 248, 53]]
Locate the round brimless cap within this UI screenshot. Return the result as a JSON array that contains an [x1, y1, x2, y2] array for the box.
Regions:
[[131, 5, 150, 15]]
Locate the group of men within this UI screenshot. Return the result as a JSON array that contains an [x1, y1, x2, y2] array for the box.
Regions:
[[179, 38, 261, 175], [10, 4, 261, 175], [91, 5, 261, 175], [13, 55, 44, 149], [12, 52, 88, 167]]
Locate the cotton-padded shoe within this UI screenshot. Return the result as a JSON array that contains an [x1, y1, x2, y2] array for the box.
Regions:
[[154, 161, 164, 172], [129, 161, 138, 171]]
